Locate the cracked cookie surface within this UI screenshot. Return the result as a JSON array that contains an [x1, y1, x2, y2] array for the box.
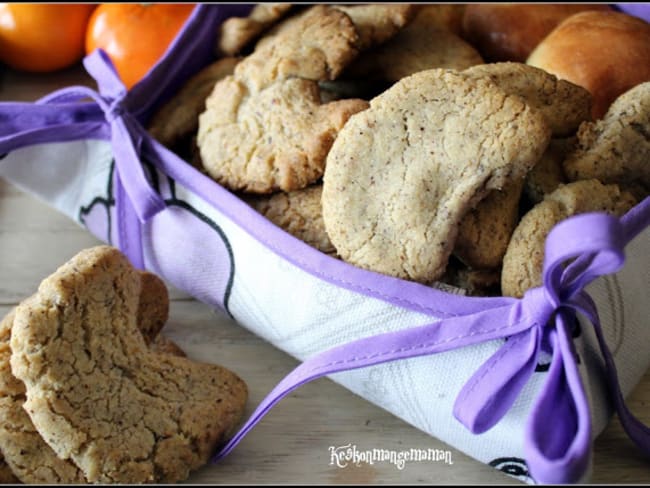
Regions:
[[464, 62, 592, 137], [562, 81, 650, 197], [199, 76, 368, 193], [0, 270, 187, 484], [501, 179, 637, 297], [215, 3, 293, 56], [199, 5, 369, 193], [247, 184, 335, 255], [322, 69, 551, 283], [9, 246, 247, 484]]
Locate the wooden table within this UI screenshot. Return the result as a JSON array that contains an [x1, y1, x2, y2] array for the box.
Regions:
[[0, 63, 648, 485]]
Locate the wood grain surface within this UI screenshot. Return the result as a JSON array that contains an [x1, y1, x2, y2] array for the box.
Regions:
[[0, 62, 648, 485]]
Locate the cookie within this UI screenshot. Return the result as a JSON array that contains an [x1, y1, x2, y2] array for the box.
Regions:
[[147, 57, 240, 151], [215, 3, 294, 56], [234, 5, 360, 92], [524, 137, 573, 204], [464, 62, 592, 137], [322, 69, 551, 283], [0, 269, 186, 484], [333, 4, 416, 51], [9, 246, 247, 483], [343, 6, 484, 84], [150, 334, 187, 358], [501, 179, 637, 297], [453, 179, 525, 270], [247, 184, 335, 255], [198, 75, 368, 193], [562, 81, 650, 196]]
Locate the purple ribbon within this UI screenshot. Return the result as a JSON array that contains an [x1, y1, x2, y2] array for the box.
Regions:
[[1, 39, 649, 484], [211, 209, 650, 484]]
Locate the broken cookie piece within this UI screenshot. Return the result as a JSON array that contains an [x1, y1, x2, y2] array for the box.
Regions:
[[8, 246, 247, 484]]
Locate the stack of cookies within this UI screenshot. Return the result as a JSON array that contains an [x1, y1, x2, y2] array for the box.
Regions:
[[148, 4, 650, 298], [0, 246, 247, 483]]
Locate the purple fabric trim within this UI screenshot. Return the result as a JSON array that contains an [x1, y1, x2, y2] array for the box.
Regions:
[[212, 212, 647, 484], [615, 3, 650, 21]]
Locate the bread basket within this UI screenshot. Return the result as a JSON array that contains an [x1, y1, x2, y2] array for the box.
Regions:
[[0, 4, 649, 484]]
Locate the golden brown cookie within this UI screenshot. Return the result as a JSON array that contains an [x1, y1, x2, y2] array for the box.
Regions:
[[198, 76, 368, 193], [333, 4, 416, 51], [343, 6, 484, 84], [235, 5, 360, 92], [464, 62, 592, 137], [453, 179, 525, 270], [0, 270, 189, 484], [215, 3, 294, 56], [562, 81, 650, 196], [9, 246, 247, 483], [501, 179, 637, 297], [0, 309, 86, 484], [322, 69, 551, 283], [147, 57, 240, 151], [199, 5, 369, 194], [247, 184, 335, 255], [524, 137, 574, 204]]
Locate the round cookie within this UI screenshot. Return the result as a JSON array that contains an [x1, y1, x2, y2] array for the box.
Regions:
[[234, 5, 360, 92], [247, 184, 336, 255], [562, 81, 650, 197], [199, 5, 371, 194], [527, 10, 650, 119], [198, 76, 368, 193], [501, 179, 637, 297], [343, 6, 484, 84], [322, 68, 551, 283], [147, 57, 240, 151], [9, 246, 248, 484], [463, 62, 592, 137]]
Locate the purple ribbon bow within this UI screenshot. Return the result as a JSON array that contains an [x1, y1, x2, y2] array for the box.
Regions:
[[212, 204, 650, 484]]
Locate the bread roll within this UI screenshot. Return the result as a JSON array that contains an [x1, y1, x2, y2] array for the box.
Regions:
[[527, 10, 650, 119], [462, 4, 611, 62]]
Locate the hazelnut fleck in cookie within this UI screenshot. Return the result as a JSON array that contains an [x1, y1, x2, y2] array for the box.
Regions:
[[464, 62, 592, 137], [247, 184, 336, 255], [453, 179, 525, 270], [199, 76, 368, 193], [9, 246, 247, 483], [344, 6, 484, 83], [0, 268, 188, 484], [215, 3, 294, 56], [501, 179, 637, 297], [322, 69, 551, 283], [147, 57, 240, 151], [562, 81, 650, 196]]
